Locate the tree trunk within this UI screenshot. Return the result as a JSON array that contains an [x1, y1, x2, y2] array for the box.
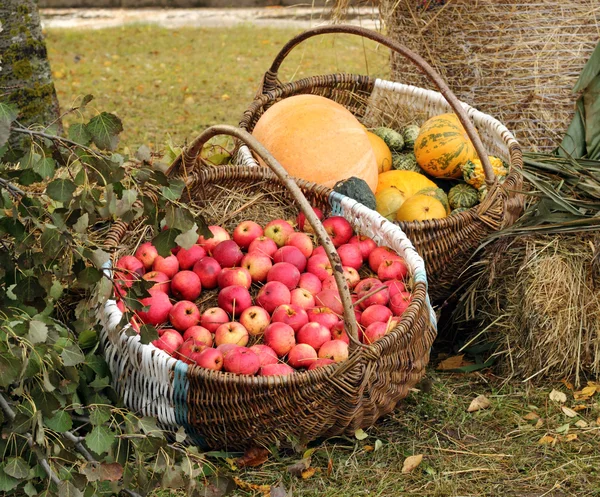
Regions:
[[0, 0, 61, 132]]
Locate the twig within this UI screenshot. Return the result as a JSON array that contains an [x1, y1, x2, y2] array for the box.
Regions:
[[12, 127, 107, 159], [352, 284, 389, 308], [0, 177, 25, 197], [62, 431, 95, 462], [122, 489, 143, 497]]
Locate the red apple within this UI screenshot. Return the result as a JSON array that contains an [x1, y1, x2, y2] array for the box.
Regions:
[[322, 216, 353, 247], [363, 322, 388, 344], [182, 325, 213, 346], [296, 207, 324, 232], [389, 291, 412, 316], [263, 322, 296, 357], [176, 245, 206, 271], [217, 343, 242, 358], [171, 270, 202, 301], [318, 339, 349, 362], [214, 321, 249, 347], [337, 243, 363, 270], [239, 305, 271, 336], [212, 240, 243, 268], [378, 259, 409, 281], [286, 232, 314, 258], [200, 307, 229, 333], [343, 266, 360, 289], [249, 344, 279, 367], [349, 234, 377, 261], [142, 271, 170, 294], [307, 307, 339, 330], [298, 272, 322, 296], [217, 267, 252, 289], [296, 322, 332, 352], [116, 299, 127, 313], [387, 279, 407, 298], [256, 281, 291, 314], [368, 246, 401, 273], [260, 363, 295, 376], [247, 236, 278, 259], [267, 262, 301, 291], [192, 257, 221, 290], [287, 343, 318, 369], [176, 338, 210, 364], [290, 288, 315, 310], [116, 255, 145, 279], [192, 347, 224, 371], [330, 321, 349, 344], [223, 347, 260, 375], [355, 278, 389, 309], [315, 289, 344, 316], [271, 304, 309, 332], [240, 253, 272, 283], [273, 246, 307, 272], [312, 246, 326, 257], [137, 290, 173, 326], [197, 225, 230, 254], [360, 305, 393, 329], [233, 220, 264, 249], [307, 358, 335, 370], [321, 275, 340, 292], [217, 285, 252, 316], [152, 254, 179, 279], [306, 253, 333, 281], [169, 300, 200, 331], [152, 329, 183, 355], [264, 219, 294, 247], [134, 242, 158, 270]]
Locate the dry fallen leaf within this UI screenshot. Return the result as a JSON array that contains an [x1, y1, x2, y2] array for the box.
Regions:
[[538, 435, 556, 445], [287, 457, 311, 477], [549, 389, 567, 403], [535, 418, 544, 429], [468, 395, 491, 412], [561, 379, 574, 390], [573, 404, 588, 411], [354, 428, 368, 440], [561, 406, 578, 418], [523, 412, 540, 421], [363, 445, 374, 452], [574, 384, 599, 400], [402, 454, 423, 474], [236, 446, 269, 468], [233, 477, 270, 495], [327, 458, 333, 477], [301, 467, 318, 479], [575, 420, 588, 428], [437, 354, 471, 370], [565, 433, 578, 442], [270, 484, 290, 497]]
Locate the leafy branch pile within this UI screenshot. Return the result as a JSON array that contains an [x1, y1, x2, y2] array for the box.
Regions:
[[0, 96, 219, 496]]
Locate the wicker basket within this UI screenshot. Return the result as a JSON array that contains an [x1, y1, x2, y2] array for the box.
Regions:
[[99, 126, 437, 450], [237, 24, 525, 304]]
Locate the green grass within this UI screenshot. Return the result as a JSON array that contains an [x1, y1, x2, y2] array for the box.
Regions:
[[45, 25, 600, 497]]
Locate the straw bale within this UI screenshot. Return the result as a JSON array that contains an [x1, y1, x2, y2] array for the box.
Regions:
[[379, 0, 599, 152], [458, 234, 600, 385]]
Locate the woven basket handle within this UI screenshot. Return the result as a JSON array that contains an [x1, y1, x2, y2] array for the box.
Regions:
[[259, 24, 495, 186], [169, 124, 362, 350]]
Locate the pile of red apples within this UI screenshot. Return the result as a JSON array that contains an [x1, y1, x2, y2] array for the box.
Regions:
[[113, 208, 412, 376]]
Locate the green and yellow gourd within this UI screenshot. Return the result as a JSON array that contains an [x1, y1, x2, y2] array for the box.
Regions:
[[450, 207, 470, 216], [402, 124, 420, 150], [461, 156, 509, 190], [372, 127, 405, 152], [448, 183, 479, 209], [392, 152, 425, 173], [415, 187, 451, 215]]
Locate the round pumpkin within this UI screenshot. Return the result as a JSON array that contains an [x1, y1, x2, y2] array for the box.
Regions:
[[366, 131, 393, 173], [395, 194, 447, 222], [252, 95, 379, 191], [375, 186, 407, 220], [376, 170, 437, 198], [414, 113, 477, 179]]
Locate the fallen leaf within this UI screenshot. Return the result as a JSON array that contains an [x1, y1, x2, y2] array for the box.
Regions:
[[80, 462, 123, 482], [564, 433, 578, 442], [374, 439, 383, 452], [287, 457, 311, 477], [538, 435, 556, 445], [221, 94, 230, 101], [224, 458, 238, 471], [573, 404, 588, 411], [467, 395, 491, 412], [233, 477, 270, 495], [549, 389, 567, 403], [575, 419, 588, 428], [535, 418, 544, 429], [437, 354, 470, 370], [523, 412, 540, 421], [301, 467, 317, 479], [236, 446, 269, 468], [561, 379, 574, 390], [561, 406, 578, 418], [363, 445, 374, 452], [402, 454, 423, 474], [597, 417, 600, 426], [327, 458, 333, 477], [270, 484, 289, 497], [556, 423, 570, 434], [354, 428, 368, 440], [574, 384, 599, 400]]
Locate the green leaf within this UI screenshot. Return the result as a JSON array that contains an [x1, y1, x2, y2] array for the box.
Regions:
[[28, 319, 49, 344], [81, 94, 94, 107], [61, 343, 85, 367], [138, 416, 164, 438], [135, 144, 152, 162], [164, 204, 194, 232], [175, 224, 198, 250], [3, 457, 29, 479], [0, 464, 20, 493], [152, 228, 181, 257], [77, 267, 102, 288], [46, 179, 77, 203], [78, 329, 98, 349], [0, 102, 18, 123], [161, 178, 185, 201], [73, 213, 89, 234], [86, 112, 123, 151], [139, 325, 158, 345], [89, 406, 112, 426], [88, 375, 110, 389], [33, 157, 56, 180], [57, 480, 83, 497], [0, 354, 21, 388], [13, 276, 46, 309], [0, 120, 10, 150], [114, 189, 137, 217], [44, 410, 73, 433], [85, 425, 116, 454], [18, 169, 42, 186], [68, 123, 92, 146]]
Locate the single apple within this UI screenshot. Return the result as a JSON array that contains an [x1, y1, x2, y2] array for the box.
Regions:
[[337, 243, 363, 270], [362, 322, 388, 344], [298, 272, 322, 296], [285, 232, 314, 258], [223, 347, 260, 375], [233, 220, 264, 249], [322, 216, 353, 247], [307, 306, 339, 330], [256, 281, 291, 314], [169, 300, 200, 331], [142, 270, 170, 294], [306, 253, 333, 281], [355, 278, 389, 309], [315, 289, 344, 316], [239, 305, 271, 336], [296, 207, 324, 232], [273, 246, 307, 272], [116, 255, 145, 279], [176, 338, 209, 364], [387, 279, 407, 298], [152, 254, 180, 279], [198, 225, 230, 254], [240, 253, 272, 283], [247, 236, 278, 259], [349, 234, 377, 260], [217, 267, 252, 289], [171, 270, 202, 301], [182, 325, 213, 346], [263, 322, 296, 357], [176, 244, 207, 271], [216, 343, 242, 358], [368, 246, 401, 273], [290, 288, 315, 310], [134, 242, 159, 270], [192, 347, 224, 371], [307, 358, 335, 370], [214, 321, 249, 347], [287, 343, 318, 369], [389, 291, 412, 316], [378, 259, 409, 281], [267, 262, 301, 291], [217, 285, 252, 316], [330, 321, 349, 344], [318, 339, 349, 362], [212, 240, 244, 268], [271, 304, 309, 332], [296, 322, 332, 352], [264, 219, 294, 247], [260, 363, 295, 376], [200, 307, 229, 333], [343, 266, 361, 289], [248, 344, 279, 366], [312, 246, 326, 257], [192, 256, 221, 290], [151, 329, 183, 356], [360, 304, 393, 329], [136, 290, 173, 326]]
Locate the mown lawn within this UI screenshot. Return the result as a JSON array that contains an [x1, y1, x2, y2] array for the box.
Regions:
[[45, 24, 600, 497]]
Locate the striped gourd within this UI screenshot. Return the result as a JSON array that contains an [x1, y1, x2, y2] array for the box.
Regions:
[[372, 127, 405, 152], [448, 183, 479, 209], [392, 152, 425, 173], [461, 156, 509, 190]]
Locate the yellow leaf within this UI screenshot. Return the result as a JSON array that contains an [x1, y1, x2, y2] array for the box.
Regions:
[[225, 457, 238, 471], [363, 445, 374, 452], [437, 354, 469, 370], [402, 454, 423, 474], [301, 467, 317, 479], [549, 389, 567, 403], [354, 429, 368, 440], [561, 406, 578, 418], [561, 379, 574, 390], [575, 420, 588, 428], [574, 385, 598, 400], [564, 434, 578, 442], [523, 412, 540, 421], [573, 404, 588, 411], [538, 435, 556, 445], [467, 395, 491, 412], [221, 94, 230, 101], [233, 477, 270, 495], [535, 418, 544, 429]]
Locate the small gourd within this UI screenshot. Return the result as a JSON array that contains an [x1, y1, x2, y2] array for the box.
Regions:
[[375, 187, 407, 221], [450, 207, 470, 216], [461, 156, 509, 190], [392, 152, 425, 174], [333, 177, 377, 211], [448, 183, 479, 209], [372, 127, 405, 152], [402, 124, 420, 150]]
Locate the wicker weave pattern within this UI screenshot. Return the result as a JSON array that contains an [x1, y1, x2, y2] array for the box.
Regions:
[[99, 162, 436, 449]]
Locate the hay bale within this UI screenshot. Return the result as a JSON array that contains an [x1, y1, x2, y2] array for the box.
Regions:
[[379, 0, 599, 152], [458, 234, 600, 384]]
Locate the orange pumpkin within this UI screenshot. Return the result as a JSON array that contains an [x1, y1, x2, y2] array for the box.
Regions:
[[252, 95, 379, 191], [366, 131, 393, 173], [414, 113, 477, 179]]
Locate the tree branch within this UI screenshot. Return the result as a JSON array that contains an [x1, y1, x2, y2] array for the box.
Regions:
[[12, 127, 107, 159], [0, 177, 25, 197]]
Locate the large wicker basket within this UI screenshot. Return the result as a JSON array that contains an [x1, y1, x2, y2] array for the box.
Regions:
[[237, 25, 525, 304], [99, 126, 437, 450]]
